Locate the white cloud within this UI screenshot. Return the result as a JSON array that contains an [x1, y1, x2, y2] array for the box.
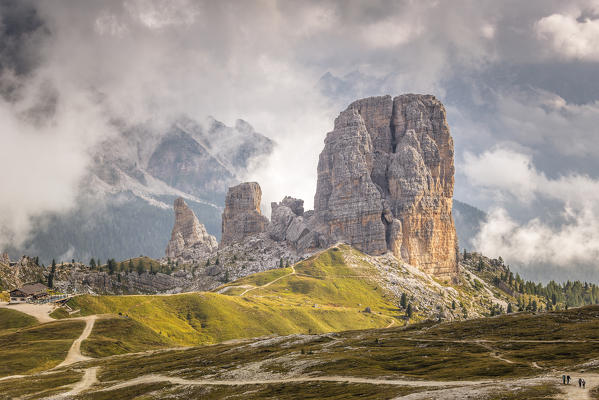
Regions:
[[481, 23, 495, 39], [95, 13, 128, 36], [475, 206, 599, 266], [124, 0, 200, 29], [463, 147, 540, 202], [0, 75, 117, 248], [465, 147, 599, 269], [536, 10, 599, 61], [361, 18, 423, 49]]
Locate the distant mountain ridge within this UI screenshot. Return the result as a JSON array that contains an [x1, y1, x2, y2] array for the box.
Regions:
[[4, 116, 274, 264], [453, 199, 487, 251]]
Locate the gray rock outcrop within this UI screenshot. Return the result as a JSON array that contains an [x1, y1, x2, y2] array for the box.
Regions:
[[165, 198, 218, 259], [221, 182, 269, 247], [313, 94, 458, 278], [269, 197, 319, 251]]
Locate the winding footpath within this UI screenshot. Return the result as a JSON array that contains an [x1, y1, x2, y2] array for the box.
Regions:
[[54, 315, 97, 369], [238, 265, 296, 296], [99, 374, 492, 392]]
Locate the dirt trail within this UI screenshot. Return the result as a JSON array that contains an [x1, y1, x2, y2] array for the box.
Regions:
[[0, 302, 55, 323], [54, 315, 96, 369], [53, 367, 99, 399], [240, 265, 296, 296], [217, 284, 254, 294], [556, 372, 599, 400], [100, 373, 495, 392]]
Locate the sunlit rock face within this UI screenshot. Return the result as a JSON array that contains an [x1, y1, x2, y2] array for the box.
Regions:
[[165, 197, 217, 259], [313, 94, 458, 278], [220, 182, 269, 248]]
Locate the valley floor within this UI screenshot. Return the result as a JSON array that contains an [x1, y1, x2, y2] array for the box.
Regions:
[[3, 305, 599, 399], [2, 246, 599, 399]]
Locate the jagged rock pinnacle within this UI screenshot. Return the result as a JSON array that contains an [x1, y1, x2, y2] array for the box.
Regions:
[[166, 197, 218, 259]]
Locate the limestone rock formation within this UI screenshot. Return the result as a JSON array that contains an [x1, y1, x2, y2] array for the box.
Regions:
[[314, 94, 457, 278], [221, 182, 269, 247], [0, 253, 9, 265], [166, 198, 218, 259], [269, 197, 319, 251]]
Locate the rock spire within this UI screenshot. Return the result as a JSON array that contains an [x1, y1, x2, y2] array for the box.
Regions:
[[221, 182, 269, 247], [166, 197, 218, 259]]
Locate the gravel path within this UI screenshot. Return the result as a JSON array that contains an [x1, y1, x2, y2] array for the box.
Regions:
[[99, 373, 492, 392], [52, 367, 99, 399], [0, 302, 55, 323], [54, 315, 96, 369], [240, 265, 296, 296]]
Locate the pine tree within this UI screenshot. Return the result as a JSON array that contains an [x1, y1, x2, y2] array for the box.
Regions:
[[451, 300, 456, 310], [48, 259, 56, 288], [89, 258, 96, 269], [136, 260, 144, 275], [406, 303, 413, 318], [279, 258, 284, 268], [507, 303, 513, 313], [108, 259, 116, 275], [215, 257, 220, 266], [128, 259, 134, 273], [400, 292, 407, 309]]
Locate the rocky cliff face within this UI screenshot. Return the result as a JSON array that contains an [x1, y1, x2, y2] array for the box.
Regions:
[[221, 182, 269, 247], [269, 197, 319, 251], [314, 94, 457, 278], [165, 198, 218, 259], [0, 253, 9, 265], [0, 256, 45, 291]]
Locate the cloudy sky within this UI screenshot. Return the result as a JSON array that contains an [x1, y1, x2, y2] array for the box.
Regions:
[[2, 0, 599, 281]]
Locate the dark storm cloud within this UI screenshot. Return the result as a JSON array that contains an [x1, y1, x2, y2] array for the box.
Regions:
[[0, 0, 47, 76]]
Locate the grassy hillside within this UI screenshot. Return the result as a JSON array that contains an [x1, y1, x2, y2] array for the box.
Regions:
[[64, 246, 398, 347], [82, 317, 172, 357], [0, 317, 85, 376], [11, 306, 599, 399], [59, 245, 534, 351], [0, 308, 38, 331]]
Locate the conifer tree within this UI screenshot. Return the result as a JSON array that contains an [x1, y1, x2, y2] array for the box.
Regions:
[[400, 292, 407, 309], [48, 259, 56, 288]]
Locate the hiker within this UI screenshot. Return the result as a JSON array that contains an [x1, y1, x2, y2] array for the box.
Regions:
[[583, 379, 586, 389], [563, 375, 566, 384], [579, 378, 582, 387], [567, 375, 571, 384]]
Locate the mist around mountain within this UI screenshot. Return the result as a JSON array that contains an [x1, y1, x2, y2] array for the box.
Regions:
[[3, 117, 273, 264], [453, 199, 487, 251]]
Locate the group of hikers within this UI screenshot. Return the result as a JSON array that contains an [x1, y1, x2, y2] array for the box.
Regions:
[[562, 374, 586, 388]]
